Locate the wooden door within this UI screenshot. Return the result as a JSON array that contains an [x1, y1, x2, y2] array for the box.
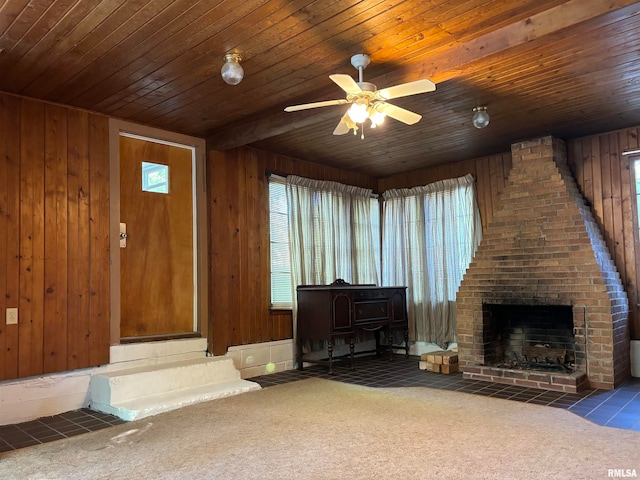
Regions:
[[119, 135, 195, 338]]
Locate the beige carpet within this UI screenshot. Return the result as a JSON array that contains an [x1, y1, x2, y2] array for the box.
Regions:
[[1, 378, 639, 479]]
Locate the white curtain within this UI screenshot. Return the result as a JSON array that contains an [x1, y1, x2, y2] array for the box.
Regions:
[[382, 174, 482, 347], [286, 175, 380, 346]]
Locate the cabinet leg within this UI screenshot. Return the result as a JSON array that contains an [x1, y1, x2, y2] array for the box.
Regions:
[[297, 338, 304, 371], [375, 330, 381, 357], [349, 338, 355, 371], [327, 342, 334, 374], [404, 330, 409, 358], [388, 334, 394, 361]]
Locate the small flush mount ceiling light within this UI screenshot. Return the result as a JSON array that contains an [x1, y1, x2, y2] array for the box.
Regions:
[[472, 106, 490, 129], [221, 53, 244, 85]]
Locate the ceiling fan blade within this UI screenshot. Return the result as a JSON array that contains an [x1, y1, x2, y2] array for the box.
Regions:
[[284, 99, 348, 112], [329, 74, 362, 94], [377, 79, 436, 100], [333, 110, 358, 135], [333, 116, 350, 135], [376, 102, 422, 125]]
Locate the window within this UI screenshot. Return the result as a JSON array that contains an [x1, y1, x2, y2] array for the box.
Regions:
[[269, 177, 292, 308], [268, 175, 381, 308], [381, 175, 481, 345], [142, 162, 169, 194]]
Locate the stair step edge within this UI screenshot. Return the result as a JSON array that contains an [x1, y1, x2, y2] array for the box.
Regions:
[[91, 379, 261, 421], [95, 356, 235, 378]]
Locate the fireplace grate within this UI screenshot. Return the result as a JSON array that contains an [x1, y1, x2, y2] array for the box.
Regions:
[[494, 343, 575, 373]]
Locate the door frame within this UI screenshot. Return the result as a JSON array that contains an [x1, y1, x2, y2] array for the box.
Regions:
[[108, 119, 208, 346]]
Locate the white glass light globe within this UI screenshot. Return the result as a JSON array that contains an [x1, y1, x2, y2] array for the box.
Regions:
[[348, 101, 369, 123], [472, 107, 490, 129], [370, 110, 386, 127], [221, 55, 244, 85]]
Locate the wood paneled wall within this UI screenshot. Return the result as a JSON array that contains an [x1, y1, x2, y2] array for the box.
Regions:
[[207, 146, 376, 355], [0, 93, 110, 381], [567, 130, 640, 339]]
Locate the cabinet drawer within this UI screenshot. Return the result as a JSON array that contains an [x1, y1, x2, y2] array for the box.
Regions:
[[354, 290, 387, 301], [354, 300, 388, 321]]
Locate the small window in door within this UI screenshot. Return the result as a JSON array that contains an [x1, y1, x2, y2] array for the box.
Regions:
[[142, 162, 169, 194]]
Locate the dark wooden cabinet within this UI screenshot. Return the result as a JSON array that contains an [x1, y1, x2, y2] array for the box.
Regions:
[[296, 284, 409, 373]]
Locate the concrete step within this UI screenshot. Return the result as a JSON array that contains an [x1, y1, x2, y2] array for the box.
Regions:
[[89, 356, 260, 421]]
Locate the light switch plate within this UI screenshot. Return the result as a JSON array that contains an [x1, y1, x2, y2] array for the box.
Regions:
[[6, 308, 18, 325]]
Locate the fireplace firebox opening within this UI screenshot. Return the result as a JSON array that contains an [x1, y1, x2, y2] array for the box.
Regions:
[[482, 304, 576, 374]]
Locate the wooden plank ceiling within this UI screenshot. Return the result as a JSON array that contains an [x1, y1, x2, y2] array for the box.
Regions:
[[2, 0, 640, 177]]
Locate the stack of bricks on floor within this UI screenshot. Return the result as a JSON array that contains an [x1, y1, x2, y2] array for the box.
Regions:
[[420, 350, 459, 374]]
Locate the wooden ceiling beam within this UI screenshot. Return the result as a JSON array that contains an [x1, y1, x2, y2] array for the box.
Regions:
[[207, 0, 640, 151]]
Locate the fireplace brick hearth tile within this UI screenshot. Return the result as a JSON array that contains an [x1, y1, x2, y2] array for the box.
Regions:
[[463, 364, 589, 393]]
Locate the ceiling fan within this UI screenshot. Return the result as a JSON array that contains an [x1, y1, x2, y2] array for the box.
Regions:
[[284, 54, 436, 139]]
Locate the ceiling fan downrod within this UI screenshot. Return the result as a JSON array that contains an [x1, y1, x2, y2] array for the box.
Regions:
[[351, 54, 370, 84]]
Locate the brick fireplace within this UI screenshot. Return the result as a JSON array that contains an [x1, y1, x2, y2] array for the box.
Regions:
[[456, 136, 630, 391]]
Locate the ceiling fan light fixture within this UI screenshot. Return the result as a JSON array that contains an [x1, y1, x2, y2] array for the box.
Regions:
[[472, 106, 490, 129], [284, 53, 436, 139], [369, 108, 386, 127], [221, 53, 244, 85], [348, 100, 369, 123]]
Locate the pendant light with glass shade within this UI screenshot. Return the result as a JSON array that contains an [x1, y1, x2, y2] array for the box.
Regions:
[[472, 106, 490, 129], [221, 53, 244, 85]]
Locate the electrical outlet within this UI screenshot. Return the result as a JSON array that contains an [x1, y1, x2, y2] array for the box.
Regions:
[[6, 308, 18, 325]]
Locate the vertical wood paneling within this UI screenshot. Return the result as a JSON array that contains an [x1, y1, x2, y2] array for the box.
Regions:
[[209, 147, 231, 355], [67, 109, 90, 369], [609, 134, 625, 291], [245, 150, 265, 344], [18, 99, 45, 378], [237, 154, 251, 346], [0, 96, 6, 378], [258, 159, 271, 343], [582, 139, 594, 203], [592, 137, 604, 234], [621, 127, 640, 341], [88, 114, 110, 366], [449, 158, 475, 180], [479, 157, 493, 229], [228, 150, 242, 346], [569, 130, 640, 339], [0, 92, 110, 380], [0, 94, 21, 380], [618, 128, 639, 343], [599, 135, 615, 260], [43, 104, 68, 373], [270, 310, 293, 339]]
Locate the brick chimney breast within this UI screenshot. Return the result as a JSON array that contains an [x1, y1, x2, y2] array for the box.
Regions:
[[456, 136, 630, 390]]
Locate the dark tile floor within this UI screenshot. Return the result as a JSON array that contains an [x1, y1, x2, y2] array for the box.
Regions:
[[1, 354, 639, 452], [0, 408, 126, 453]]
